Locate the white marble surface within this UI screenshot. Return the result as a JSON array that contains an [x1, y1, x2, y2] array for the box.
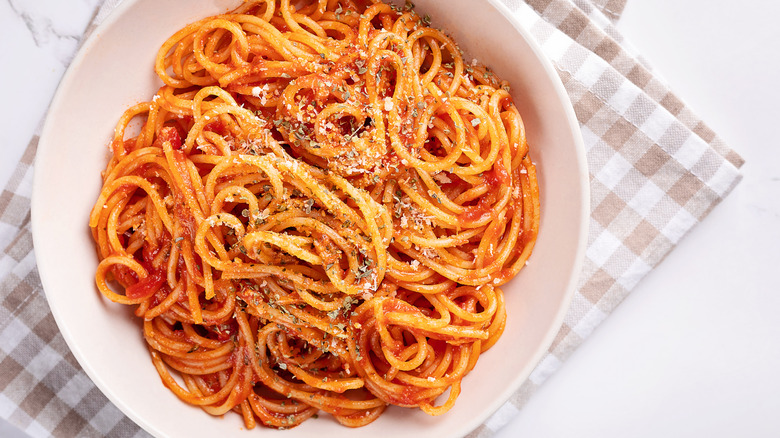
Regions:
[[2, 0, 779, 437]]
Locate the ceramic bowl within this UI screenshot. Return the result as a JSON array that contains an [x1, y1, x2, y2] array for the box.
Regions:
[[32, 1, 588, 436]]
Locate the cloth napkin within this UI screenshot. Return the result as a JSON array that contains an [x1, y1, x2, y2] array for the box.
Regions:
[[0, 0, 743, 437]]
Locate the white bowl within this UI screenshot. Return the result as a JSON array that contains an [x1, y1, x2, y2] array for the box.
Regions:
[[32, 0, 588, 437]]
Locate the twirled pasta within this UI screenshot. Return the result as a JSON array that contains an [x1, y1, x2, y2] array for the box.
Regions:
[[89, 0, 539, 429]]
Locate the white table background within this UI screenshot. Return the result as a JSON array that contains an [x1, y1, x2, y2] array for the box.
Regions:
[[2, 0, 779, 437]]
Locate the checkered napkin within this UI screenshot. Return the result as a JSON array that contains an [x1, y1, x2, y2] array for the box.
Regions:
[[0, 0, 743, 437]]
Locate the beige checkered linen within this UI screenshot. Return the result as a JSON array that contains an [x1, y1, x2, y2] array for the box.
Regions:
[[0, 0, 742, 437]]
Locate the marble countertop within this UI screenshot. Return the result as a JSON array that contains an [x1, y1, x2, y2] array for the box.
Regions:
[[2, 0, 779, 437]]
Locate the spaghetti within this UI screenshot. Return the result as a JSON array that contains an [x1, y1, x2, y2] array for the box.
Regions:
[[89, 0, 539, 429]]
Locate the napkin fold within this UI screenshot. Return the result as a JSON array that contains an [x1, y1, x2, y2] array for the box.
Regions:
[[0, 0, 743, 437]]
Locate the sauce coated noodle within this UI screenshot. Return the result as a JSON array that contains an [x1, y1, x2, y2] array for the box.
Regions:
[[90, 0, 539, 429]]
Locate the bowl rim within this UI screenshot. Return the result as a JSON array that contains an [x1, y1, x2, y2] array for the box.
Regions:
[[31, 0, 589, 436]]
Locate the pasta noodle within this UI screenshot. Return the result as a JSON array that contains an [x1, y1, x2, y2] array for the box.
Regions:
[[89, 0, 539, 429]]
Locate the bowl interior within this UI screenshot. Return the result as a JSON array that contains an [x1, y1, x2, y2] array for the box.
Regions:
[[32, 0, 588, 437]]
